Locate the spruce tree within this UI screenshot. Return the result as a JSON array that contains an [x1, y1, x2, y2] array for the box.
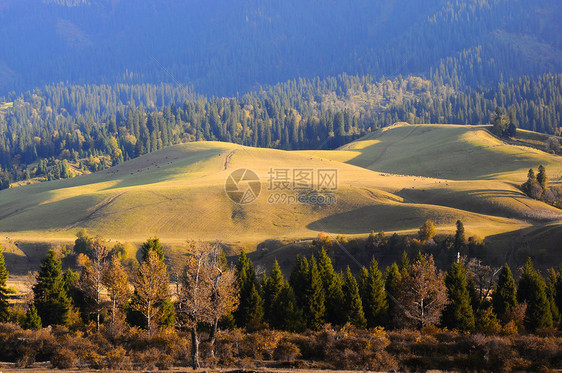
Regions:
[[317, 248, 345, 325], [359, 257, 388, 327], [273, 282, 305, 332], [33, 250, 71, 326], [23, 304, 42, 330], [0, 247, 9, 322], [342, 267, 366, 327], [234, 251, 263, 328], [289, 254, 309, 310], [545, 268, 560, 323], [492, 263, 517, 323], [385, 263, 402, 327], [517, 258, 553, 331], [442, 262, 475, 331], [140, 237, 165, 262], [555, 268, 562, 325], [536, 165, 548, 191], [262, 260, 286, 327], [454, 220, 466, 254], [305, 257, 326, 330]]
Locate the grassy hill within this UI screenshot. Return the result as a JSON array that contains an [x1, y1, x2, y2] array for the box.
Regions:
[[1, 124, 561, 272]]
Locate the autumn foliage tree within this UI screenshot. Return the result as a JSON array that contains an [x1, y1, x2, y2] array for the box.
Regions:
[[132, 248, 169, 335], [396, 254, 448, 328]]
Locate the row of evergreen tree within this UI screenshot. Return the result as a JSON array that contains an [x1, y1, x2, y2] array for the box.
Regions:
[[0, 73, 561, 185], [1, 234, 561, 335]]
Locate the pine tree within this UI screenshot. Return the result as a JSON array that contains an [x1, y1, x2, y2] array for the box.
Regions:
[[536, 165, 548, 191], [289, 254, 309, 310], [234, 251, 263, 328], [317, 248, 345, 325], [359, 258, 388, 327], [33, 250, 71, 326], [385, 263, 402, 327], [23, 304, 42, 330], [342, 267, 366, 327], [492, 263, 517, 323], [0, 247, 9, 322], [454, 220, 466, 254], [517, 258, 553, 331], [273, 282, 305, 332], [305, 257, 326, 330], [262, 260, 286, 328], [545, 268, 560, 324], [442, 262, 475, 331], [140, 237, 165, 262], [556, 268, 562, 325]]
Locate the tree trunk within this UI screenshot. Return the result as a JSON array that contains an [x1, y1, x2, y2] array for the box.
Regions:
[[191, 326, 200, 369], [207, 317, 219, 358]]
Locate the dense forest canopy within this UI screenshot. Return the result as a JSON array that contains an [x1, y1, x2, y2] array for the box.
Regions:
[[0, 0, 561, 96], [0, 1, 561, 184]]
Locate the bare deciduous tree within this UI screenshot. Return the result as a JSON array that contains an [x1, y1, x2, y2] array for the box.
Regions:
[[176, 241, 238, 369], [396, 254, 448, 328], [79, 238, 108, 331], [465, 258, 501, 305]]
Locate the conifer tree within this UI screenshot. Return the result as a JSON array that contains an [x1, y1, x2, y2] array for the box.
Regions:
[[33, 250, 71, 326], [385, 263, 402, 327], [399, 251, 410, 273], [273, 282, 305, 331], [536, 165, 548, 191], [317, 248, 345, 325], [0, 247, 9, 322], [234, 251, 263, 328], [342, 267, 366, 327], [305, 257, 326, 330], [555, 268, 562, 325], [262, 260, 286, 327], [517, 258, 552, 331], [492, 263, 517, 323], [140, 237, 165, 262], [454, 220, 466, 254], [545, 268, 560, 323], [359, 257, 388, 327], [23, 304, 42, 330], [289, 254, 309, 310], [442, 262, 475, 331]]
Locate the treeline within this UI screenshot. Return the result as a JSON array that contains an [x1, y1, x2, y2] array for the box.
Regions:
[[0, 73, 561, 186], [1, 222, 562, 369]]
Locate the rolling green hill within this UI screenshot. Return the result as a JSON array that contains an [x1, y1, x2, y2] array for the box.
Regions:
[[1, 124, 560, 272]]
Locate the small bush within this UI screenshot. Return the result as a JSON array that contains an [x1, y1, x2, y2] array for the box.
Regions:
[[51, 347, 78, 369], [106, 346, 131, 370], [273, 339, 301, 362]]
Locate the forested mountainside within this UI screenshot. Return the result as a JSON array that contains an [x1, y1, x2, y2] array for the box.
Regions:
[[0, 73, 561, 183], [0, 0, 561, 96]]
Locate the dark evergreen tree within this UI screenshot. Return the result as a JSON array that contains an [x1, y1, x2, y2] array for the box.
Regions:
[[140, 237, 165, 262], [442, 262, 475, 331], [289, 254, 309, 310], [342, 267, 366, 327], [384, 263, 402, 327], [536, 165, 548, 192], [316, 248, 345, 325], [33, 250, 71, 326], [359, 257, 388, 327], [262, 260, 286, 328], [23, 304, 42, 330], [272, 282, 305, 332], [305, 257, 326, 330], [492, 263, 518, 323], [517, 258, 553, 331], [545, 268, 560, 324], [0, 247, 9, 322], [234, 251, 263, 328], [454, 220, 466, 254]]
